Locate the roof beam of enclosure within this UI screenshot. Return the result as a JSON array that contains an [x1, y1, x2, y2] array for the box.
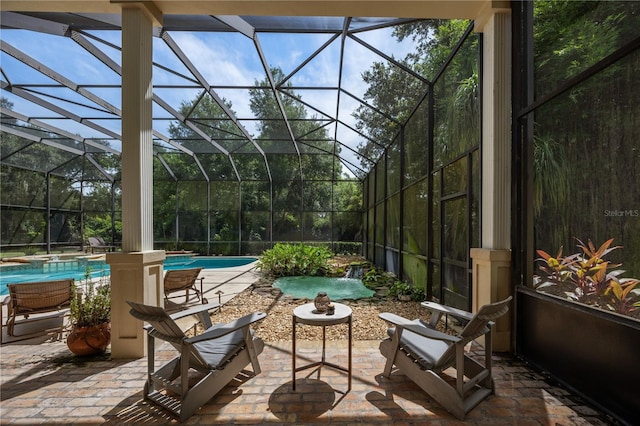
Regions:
[[48, 155, 83, 178], [0, 136, 35, 162], [0, 1, 486, 18], [152, 95, 243, 184], [0, 124, 84, 156], [0, 107, 119, 154], [217, 14, 303, 179], [192, 154, 210, 183], [0, 11, 69, 35], [252, 27, 303, 158], [155, 152, 177, 181], [0, 67, 10, 86], [279, 89, 335, 123], [342, 87, 400, 127], [69, 28, 206, 160], [151, 95, 230, 158], [277, 85, 389, 155], [336, 139, 373, 167], [311, 135, 368, 175], [74, 26, 239, 174], [71, 30, 122, 76], [348, 32, 431, 84], [0, 81, 121, 140], [279, 32, 341, 88], [151, 35, 232, 159], [0, 41, 122, 117], [153, 132, 197, 156], [213, 14, 254, 38], [160, 29, 272, 182], [84, 154, 115, 182], [335, 110, 385, 153], [337, 155, 367, 177], [333, 17, 350, 154]]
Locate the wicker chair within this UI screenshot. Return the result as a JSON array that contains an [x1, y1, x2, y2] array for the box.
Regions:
[[164, 267, 207, 304], [2, 279, 75, 339]]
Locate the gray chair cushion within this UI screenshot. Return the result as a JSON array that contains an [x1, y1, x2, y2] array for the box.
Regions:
[[194, 328, 249, 369], [388, 319, 450, 370]]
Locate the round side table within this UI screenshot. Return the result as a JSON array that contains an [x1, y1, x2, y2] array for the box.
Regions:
[[292, 302, 352, 391]]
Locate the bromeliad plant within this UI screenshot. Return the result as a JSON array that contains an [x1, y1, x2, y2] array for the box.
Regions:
[[535, 238, 640, 317]]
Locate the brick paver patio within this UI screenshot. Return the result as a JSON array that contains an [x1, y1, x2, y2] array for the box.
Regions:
[[0, 338, 614, 425]]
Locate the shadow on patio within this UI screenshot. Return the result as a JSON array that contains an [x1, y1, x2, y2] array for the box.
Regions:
[[0, 339, 614, 425]]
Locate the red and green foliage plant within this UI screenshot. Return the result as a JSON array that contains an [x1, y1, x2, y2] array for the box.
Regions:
[[535, 238, 640, 318]]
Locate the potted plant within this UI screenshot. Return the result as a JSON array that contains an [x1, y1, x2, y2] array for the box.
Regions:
[[389, 280, 414, 301], [66, 269, 111, 356]]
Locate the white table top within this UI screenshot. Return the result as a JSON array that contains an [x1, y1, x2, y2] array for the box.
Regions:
[[293, 302, 352, 326]]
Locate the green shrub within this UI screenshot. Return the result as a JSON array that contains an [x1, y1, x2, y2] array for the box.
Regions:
[[388, 280, 426, 301], [362, 267, 398, 290], [388, 280, 412, 297], [362, 267, 381, 289], [258, 243, 333, 277], [70, 268, 111, 328], [23, 246, 39, 256], [411, 286, 426, 302]]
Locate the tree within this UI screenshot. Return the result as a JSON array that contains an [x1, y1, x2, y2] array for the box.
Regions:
[[1, 97, 90, 249], [353, 20, 476, 169], [249, 68, 340, 240], [160, 93, 245, 251], [531, 1, 640, 277]]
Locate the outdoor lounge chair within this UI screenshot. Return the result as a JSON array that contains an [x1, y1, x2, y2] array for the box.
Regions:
[[87, 237, 116, 253], [127, 300, 266, 422], [164, 267, 207, 304], [378, 296, 512, 420], [2, 279, 74, 340]]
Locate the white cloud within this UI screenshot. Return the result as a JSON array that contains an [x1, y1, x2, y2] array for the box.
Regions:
[[171, 32, 258, 86], [2, 18, 420, 163]]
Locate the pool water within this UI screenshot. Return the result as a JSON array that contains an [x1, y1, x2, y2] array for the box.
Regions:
[[163, 256, 257, 271], [273, 276, 375, 300], [0, 260, 110, 291], [0, 256, 258, 296]]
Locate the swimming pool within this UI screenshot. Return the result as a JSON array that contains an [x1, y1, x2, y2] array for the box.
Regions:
[[0, 256, 258, 296], [273, 276, 375, 300], [163, 256, 258, 271]]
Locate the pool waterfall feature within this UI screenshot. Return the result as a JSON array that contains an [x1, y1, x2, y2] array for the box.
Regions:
[[344, 264, 365, 279]]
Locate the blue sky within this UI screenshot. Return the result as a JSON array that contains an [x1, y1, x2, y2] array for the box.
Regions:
[[1, 20, 421, 172]]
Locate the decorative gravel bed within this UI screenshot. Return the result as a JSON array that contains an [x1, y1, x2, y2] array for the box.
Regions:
[[208, 286, 434, 342]]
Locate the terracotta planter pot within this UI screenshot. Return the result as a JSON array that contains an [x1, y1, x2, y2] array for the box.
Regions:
[[66, 322, 111, 356]]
